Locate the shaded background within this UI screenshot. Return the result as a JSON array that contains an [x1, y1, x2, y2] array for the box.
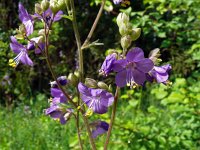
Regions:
[[0, 0, 200, 149]]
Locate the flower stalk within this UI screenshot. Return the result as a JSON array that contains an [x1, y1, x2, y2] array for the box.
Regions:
[[103, 86, 120, 150]]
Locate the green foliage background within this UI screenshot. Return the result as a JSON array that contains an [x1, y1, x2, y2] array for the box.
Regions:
[[0, 0, 200, 149]]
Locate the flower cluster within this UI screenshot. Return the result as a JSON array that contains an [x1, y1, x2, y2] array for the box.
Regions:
[[45, 76, 72, 124], [9, 2, 63, 68], [100, 47, 171, 88]]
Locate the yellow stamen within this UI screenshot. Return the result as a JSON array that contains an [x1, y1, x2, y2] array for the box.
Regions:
[[85, 109, 93, 117], [8, 59, 16, 68]]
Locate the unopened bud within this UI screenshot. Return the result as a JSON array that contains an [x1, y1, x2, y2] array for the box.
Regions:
[[35, 3, 43, 14], [58, 0, 65, 9], [41, 0, 50, 11], [85, 78, 98, 88], [149, 48, 161, 63], [38, 29, 45, 35], [108, 84, 112, 92], [121, 35, 132, 50], [50, 0, 60, 14], [97, 81, 109, 91], [19, 24, 26, 35], [131, 28, 141, 41], [119, 23, 129, 36], [116, 12, 129, 27], [68, 73, 78, 86], [74, 70, 81, 79]]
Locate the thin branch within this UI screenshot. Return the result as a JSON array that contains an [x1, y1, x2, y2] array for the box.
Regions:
[[81, 0, 106, 50]]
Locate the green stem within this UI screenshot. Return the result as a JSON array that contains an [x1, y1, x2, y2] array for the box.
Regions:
[[103, 87, 120, 150], [70, 1, 96, 149], [104, 48, 126, 149], [81, 0, 106, 50], [44, 22, 77, 108], [70, 0, 83, 80], [82, 114, 97, 150]]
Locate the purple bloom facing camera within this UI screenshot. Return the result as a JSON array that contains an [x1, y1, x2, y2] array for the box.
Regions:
[[19, 3, 34, 36], [113, 47, 154, 87], [9, 36, 33, 67], [78, 82, 114, 114], [34, 8, 63, 26]]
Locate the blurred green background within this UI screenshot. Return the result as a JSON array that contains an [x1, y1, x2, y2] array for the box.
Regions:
[[0, 0, 200, 149]]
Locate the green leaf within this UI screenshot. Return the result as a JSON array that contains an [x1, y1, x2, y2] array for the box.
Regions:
[[61, 15, 73, 21]]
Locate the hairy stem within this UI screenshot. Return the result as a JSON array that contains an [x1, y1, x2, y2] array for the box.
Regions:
[[104, 86, 120, 150], [81, 0, 106, 50]]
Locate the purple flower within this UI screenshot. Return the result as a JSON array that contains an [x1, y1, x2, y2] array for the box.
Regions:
[[34, 8, 63, 26], [50, 76, 68, 88], [19, 3, 34, 36], [147, 64, 172, 83], [78, 83, 114, 114], [51, 87, 67, 103], [45, 104, 72, 124], [91, 121, 109, 138], [113, 47, 154, 87], [99, 53, 117, 76], [113, 0, 123, 4], [9, 36, 33, 67], [27, 37, 45, 54]]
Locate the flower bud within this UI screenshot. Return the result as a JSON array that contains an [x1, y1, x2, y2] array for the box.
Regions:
[[131, 28, 141, 41], [68, 73, 78, 86], [74, 70, 81, 79], [121, 35, 132, 50], [85, 78, 98, 88], [41, 0, 50, 11], [58, 0, 65, 9], [97, 81, 109, 91], [19, 24, 26, 35], [38, 29, 45, 35], [108, 84, 113, 92], [148, 48, 161, 63], [35, 3, 43, 14], [116, 12, 129, 27], [50, 0, 60, 14], [119, 23, 128, 36]]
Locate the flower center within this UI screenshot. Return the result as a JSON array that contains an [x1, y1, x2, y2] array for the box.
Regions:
[[126, 62, 137, 88]]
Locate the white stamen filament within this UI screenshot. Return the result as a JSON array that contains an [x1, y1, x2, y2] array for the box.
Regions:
[[13, 51, 25, 66]]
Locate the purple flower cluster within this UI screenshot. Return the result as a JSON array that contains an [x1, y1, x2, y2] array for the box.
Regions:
[[100, 47, 171, 87], [9, 3, 63, 67], [45, 76, 71, 124]]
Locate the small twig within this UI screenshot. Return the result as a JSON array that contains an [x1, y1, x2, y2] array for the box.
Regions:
[[81, 0, 106, 50]]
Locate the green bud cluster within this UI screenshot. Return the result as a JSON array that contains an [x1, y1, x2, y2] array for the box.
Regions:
[[116, 13, 141, 50]]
